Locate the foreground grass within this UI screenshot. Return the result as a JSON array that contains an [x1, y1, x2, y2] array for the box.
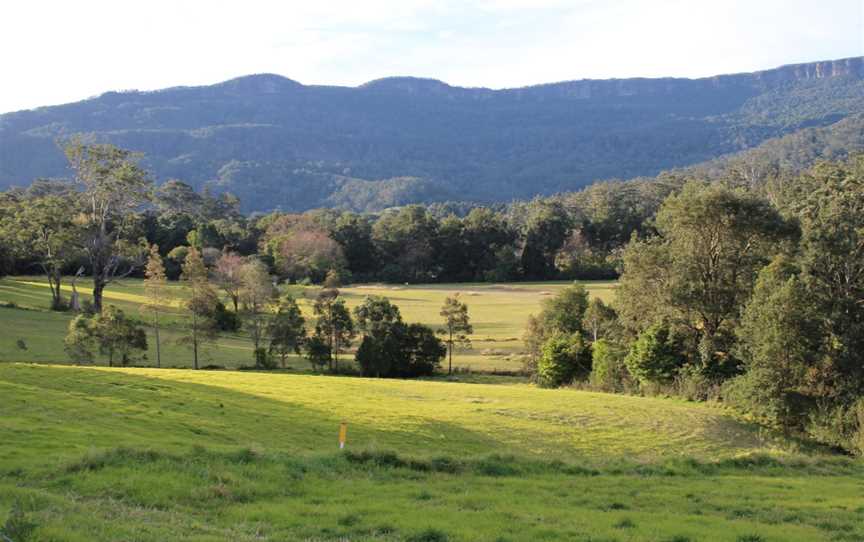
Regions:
[[2, 364, 861, 541], [0, 276, 616, 371]]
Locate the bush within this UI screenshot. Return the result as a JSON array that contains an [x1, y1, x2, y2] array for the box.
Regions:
[[806, 399, 864, 455], [213, 301, 240, 331], [355, 323, 445, 378], [624, 322, 684, 386], [723, 369, 811, 427], [589, 339, 629, 392], [1, 500, 37, 541], [254, 347, 278, 370], [674, 365, 722, 401], [537, 333, 590, 388]]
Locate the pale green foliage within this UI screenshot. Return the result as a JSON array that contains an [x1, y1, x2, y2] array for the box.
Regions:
[[239, 259, 276, 364], [178, 247, 220, 369], [64, 136, 152, 311], [142, 244, 168, 367]]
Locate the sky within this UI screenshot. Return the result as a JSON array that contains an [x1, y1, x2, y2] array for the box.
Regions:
[[1, 0, 862, 113]]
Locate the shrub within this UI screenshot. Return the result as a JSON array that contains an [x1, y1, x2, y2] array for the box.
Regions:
[[254, 347, 278, 370], [1, 500, 37, 541], [723, 368, 810, 427], [589, 339, 629, 392], [213, 301, 240, 331], [537, 333, 590, 388], [624, 322, 684, 386], [407, 528, 449, 542], [674, 365, 721, 402], [806, 399, 864, 456]]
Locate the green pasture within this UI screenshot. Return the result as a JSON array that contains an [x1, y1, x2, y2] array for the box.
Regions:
[[0, 276, 616, 372], [0, 364, 860, 541]]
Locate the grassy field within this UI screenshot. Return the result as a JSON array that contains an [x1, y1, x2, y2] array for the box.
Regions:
[[2, 277, 860, 541], [0, 276, 617, 372], [1, 363, 861, 541]]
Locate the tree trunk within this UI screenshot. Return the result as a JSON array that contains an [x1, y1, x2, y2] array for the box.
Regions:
[[448, 329, 453, 375], [154, 314, 161, 368], [93, 276, 106, 313], [192, 312, 199, 370]]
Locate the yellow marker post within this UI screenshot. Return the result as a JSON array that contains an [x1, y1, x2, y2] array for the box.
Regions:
[[338, 422, 347, 449]]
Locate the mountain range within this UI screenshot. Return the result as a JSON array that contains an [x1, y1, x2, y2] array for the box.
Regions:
[[1, 57, 862, 212]]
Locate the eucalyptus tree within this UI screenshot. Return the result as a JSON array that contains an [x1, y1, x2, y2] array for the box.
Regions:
[[65, 137, 152, 312], [142, 244, 169, 368]]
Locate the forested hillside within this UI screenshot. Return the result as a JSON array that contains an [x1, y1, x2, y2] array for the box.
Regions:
[[1, 57, 862, 212]]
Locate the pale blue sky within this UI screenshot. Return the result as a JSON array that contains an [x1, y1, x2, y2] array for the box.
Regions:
[[2, 0, 862, 113]]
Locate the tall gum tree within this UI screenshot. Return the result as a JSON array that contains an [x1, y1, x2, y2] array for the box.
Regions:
[[65, 137, 152, 312]]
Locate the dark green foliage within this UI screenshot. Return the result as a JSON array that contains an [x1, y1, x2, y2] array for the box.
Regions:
[[589, 339, 630, 392], [537, 333, 590, 388], [539, 285, 590, 336], [353, 295, 402, 337], [617, 181, 795, 376], [730, 257, 820, 426], [582, 298, 618, 342], [1, 500, 37, 542], [518, 200, 572, 279], [355, 322, 445, 378], [312, 289, 355, 371], [212, 301, 240, 332], [624, 323, 684, 386], [268, 296, 306, 368], [303, 335, 331, 373], [63, 305, 148, 367], [372, 206, 439, 282]]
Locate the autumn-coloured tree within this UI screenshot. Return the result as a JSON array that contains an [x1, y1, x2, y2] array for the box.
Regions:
[[213, 250, 245, 312]]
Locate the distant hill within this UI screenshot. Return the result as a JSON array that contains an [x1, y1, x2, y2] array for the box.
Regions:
[[1, 57, 862, 212]]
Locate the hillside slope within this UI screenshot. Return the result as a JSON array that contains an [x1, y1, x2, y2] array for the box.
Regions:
[[1, 364, 861, 541], [1, 57, 862, 211], [0, 364, 780, 463]]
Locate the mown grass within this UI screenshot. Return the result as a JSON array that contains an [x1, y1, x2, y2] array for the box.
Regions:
[[1, 364, 861, 541], [0, 276, 615, 371]]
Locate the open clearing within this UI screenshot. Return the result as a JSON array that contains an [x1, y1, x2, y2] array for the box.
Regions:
[[1, 364, 862, 541], [0, 276, 616, 372]]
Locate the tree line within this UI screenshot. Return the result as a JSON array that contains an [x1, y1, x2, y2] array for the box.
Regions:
[[520, 156, 864, 455], [0, 139, 686, 290], [1, 139, 862, 454]]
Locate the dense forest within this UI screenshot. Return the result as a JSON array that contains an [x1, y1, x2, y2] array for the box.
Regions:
[[1, 137, 862, 455], [1, 57, 862, 212]]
